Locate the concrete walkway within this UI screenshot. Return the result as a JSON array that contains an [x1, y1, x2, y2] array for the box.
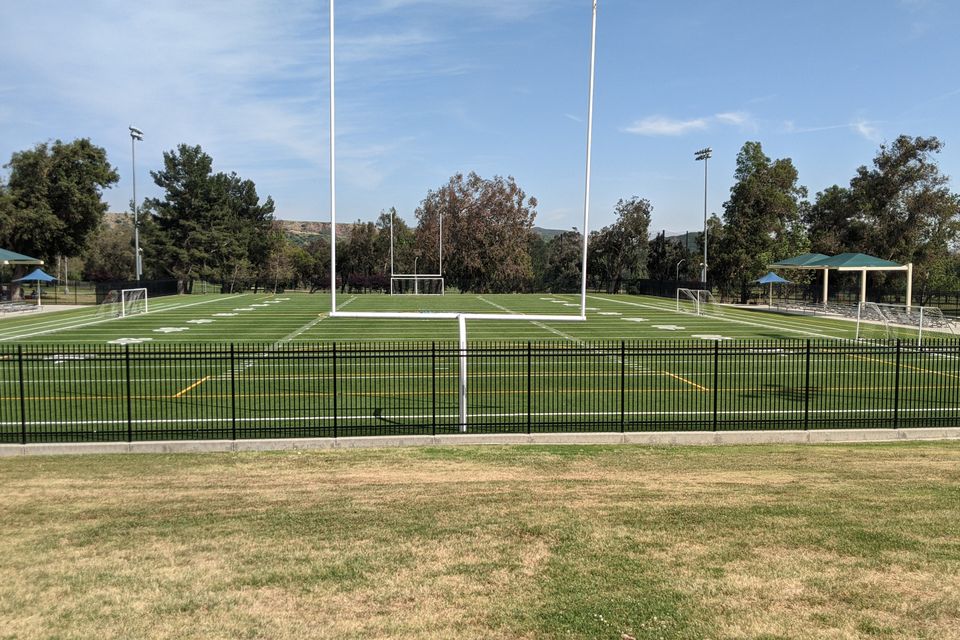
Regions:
[[2, 427, 958, 456]]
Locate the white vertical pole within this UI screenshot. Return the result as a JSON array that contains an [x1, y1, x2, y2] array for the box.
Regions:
[[439, 213, 443, 276], [822, 268, 829, 308], [390, 208, 394, 277], [579, 0, 598, 316], [906, 263, 913, 310], [860, 269, 867, 304], [329, 0, 337, 314], [458, 314, 467, 432], [918, 306, 924, 347]]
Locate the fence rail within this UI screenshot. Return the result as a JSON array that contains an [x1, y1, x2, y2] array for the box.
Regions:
[[2, 339, 960, 444]]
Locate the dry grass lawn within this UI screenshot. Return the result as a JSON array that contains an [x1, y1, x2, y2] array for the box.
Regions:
[[1, 442, 959, 639]]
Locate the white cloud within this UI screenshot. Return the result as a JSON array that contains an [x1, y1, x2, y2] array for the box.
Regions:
[[853, 119, 881, 142], [783, 119, 882, 142], [624, 116, 709, 136], [357, 0, 559, 22], [624, 112, 754, 137]]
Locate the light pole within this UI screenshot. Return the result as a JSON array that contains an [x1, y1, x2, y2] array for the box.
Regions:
[[676, 259, 685, 282], [129, 126, 144, 281], [694, 147, 712, 284]]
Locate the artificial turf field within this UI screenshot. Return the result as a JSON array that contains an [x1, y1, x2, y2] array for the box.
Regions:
[[0, 291, 921, 344], [1, 292, 958, 442]]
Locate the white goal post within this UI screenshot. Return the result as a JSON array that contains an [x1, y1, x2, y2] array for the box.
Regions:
[[390, 276, 445, 295], [676, 288, 721, 316], [856, 301, 956, 344], [326, 0, 599, 432], [121, 288, 148, 317]]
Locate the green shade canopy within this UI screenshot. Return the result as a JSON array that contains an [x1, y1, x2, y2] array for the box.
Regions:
[[769, 253, 829, 268], [0, 248, 44, 265], [807, 253, 903, 270]]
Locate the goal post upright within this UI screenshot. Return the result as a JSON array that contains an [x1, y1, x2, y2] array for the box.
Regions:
[[326, 0, 600, 431]]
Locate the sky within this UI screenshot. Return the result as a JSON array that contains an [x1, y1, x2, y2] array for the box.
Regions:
[[2, 0, 959, 235]]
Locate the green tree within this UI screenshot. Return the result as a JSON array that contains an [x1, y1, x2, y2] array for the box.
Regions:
[[1, 138, 118, 294], [713, 142, 808, 302], [142, 144, 275, 291], [849, 135, 960, 296], [647, 231, 693, 281], [415, 172, 537, 293], [542, 231, 582, 292], [589, 197, 652, 293], [82, 218, 136, 281]]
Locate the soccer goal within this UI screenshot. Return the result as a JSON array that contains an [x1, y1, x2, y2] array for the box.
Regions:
[[390, 276, 445, 295], [856, 302, 956, 344], [676, 288, 722, 316], [121, 288, 149, 317]]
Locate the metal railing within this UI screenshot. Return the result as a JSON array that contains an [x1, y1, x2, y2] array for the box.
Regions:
[[2, 339, 960, 444]]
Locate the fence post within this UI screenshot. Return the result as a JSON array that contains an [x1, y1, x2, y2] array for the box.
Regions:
[[125, 345, 133, 443], [18, 345, 26, 445], [712, 341, 719, 431], [526, 342, 532, 435], [893, 339, 901, 429], [431, 342, 437, 437], [230, 343, 237, 440], [620, 341, 626, 432], [803, 340, 811, 430], [332, 343, 338, 439]]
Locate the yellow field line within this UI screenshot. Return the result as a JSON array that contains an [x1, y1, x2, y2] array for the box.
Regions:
[[849, 353, 960, 381], [172, 375, 211, 399], [660, 370, 709, 392]]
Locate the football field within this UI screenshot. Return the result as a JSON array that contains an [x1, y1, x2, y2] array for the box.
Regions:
[[0, 291, 902, 344]]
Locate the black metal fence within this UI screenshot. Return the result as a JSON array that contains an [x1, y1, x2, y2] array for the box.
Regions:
[[2, 339, 960, 444]]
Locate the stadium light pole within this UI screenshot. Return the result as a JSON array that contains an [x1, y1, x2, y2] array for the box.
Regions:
[[676, 258, 685, 281], [129, 126, 144, 281], [694, 147, 712, 284]]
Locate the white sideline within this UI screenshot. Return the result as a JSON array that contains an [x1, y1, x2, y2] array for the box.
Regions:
[[3, 427, 959, 456]]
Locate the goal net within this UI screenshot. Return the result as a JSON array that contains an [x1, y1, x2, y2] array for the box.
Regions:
[[390, 276, 445, 295], [676, 288, 722, 317], [856, 302, 956, 344], [121, 288, 149, 317]]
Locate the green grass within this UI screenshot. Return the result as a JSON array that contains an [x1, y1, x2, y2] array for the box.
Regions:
[[0, 293, 958, 442], [0, 291, 922, 344], [1, 443, 958, 639]]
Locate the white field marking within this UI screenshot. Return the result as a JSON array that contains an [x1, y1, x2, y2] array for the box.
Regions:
[[186, 319, 214, 324], [234, 307, 256, 311], [476, 296, 583, 343], [213, 313, 238, 317], [563, 303, 579, 307], [4, 405, 951, 429], [691, 334, 732, 341], [539, 297, 557, 301], [622, 317, 648, 322], [588, 295, 841, 340], [153, 327, 189, 333], [251, 304, 269, 307], [598, 312, 621, 316], [0, 295, 246, 343], [653, 325, 685, 331], [108, 337, 154, 345]]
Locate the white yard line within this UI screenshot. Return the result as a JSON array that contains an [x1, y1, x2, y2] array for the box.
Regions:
[[476, 296, 583, 343], [587, 295, 842, 340], [0, 295, 246, 342]]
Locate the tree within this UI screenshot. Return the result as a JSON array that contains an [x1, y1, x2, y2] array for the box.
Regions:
[[589, 197, 651, 293], [415, 172, 537, 293], [713, 142, 808, 302], [848, 135, 960, 296], [647, 231, 692, 281], [142, 144, 275, 291], [1, 138, 119, 294], [82, 218, 136, 281], [542, 231, 582, 292]]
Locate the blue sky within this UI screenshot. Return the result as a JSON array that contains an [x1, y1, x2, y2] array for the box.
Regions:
[[2, 0, 959, 235]]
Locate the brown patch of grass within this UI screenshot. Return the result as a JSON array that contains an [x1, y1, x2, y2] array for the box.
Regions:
[[1, 443, 959, 639]]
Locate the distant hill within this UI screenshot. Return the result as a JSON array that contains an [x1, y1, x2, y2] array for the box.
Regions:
[[532, 227, 569, 241]]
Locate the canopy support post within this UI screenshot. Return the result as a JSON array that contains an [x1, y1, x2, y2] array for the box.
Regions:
[[906, 263, 913, 310]]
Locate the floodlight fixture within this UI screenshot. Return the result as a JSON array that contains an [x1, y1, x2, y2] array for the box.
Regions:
[[129, 126, 144, 140], [694, 147, 712, 161]]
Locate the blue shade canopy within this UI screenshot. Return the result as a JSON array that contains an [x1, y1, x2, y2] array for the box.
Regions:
[[756, 272, 790, 284], [13, 268, 57, 282]]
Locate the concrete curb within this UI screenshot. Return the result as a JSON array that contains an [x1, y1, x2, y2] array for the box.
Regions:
[[2, 427, 959, 457]]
